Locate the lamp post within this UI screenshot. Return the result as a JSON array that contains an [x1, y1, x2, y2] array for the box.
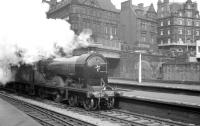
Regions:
[[135, 50, 145, 83], [138, 52, 142, 83]]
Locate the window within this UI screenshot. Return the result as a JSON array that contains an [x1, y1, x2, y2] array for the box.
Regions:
[[141, 22, 146, 29], [187, 30, 191, 35], [160, 30, 163, 35], [186, 11, 192, 17], [195, 21, 199, 26], [151, 24, 156, 32], [113, 27, 117, 35], [199, 46, 200, 53], [161, 7, 164, 11], [161, 21, 163, 26], [142, 37, 146, 42], [178, 29, 183, 34], [168, 30, 170, 35], [178, 19, 183, 25], [168, 20, 170, 25], [187, 19, 192, 26], [186, 38, 191, 43], [178, 38, 183, 42], [196, 31, 199, 36], [141, 34, 146, 42], [188, 5, 191, 9], [168, 38, 171, 44], [105, 26, 108, 34], [160, 40, 163, 45], [151, 38, 154, 44], [196, 14, 199, 18], [179, 12, 182, 17]]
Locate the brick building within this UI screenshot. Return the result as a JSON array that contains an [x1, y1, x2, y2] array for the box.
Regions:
[[43, 0, 170, 81], [120, 0, 157, 53], [44, 0, 122, 76], [45, 0, 121, 52], [157, 0, 200, 57]]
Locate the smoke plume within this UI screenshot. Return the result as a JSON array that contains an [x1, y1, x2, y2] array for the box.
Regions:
[[0, 0, 92, 85]]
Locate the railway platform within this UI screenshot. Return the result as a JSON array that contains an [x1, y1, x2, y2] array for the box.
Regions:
[[119, 89, 200, 108], [108, 78, 200, 91], [109, 78, 200, 108], [0, 98, 42, 126], [110, 78, 200, 124]]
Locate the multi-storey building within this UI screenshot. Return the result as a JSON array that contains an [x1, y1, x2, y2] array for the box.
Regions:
[[44, 0, 121, 52], [157, 0, 200, 56], [120, 0, 157, 53], [43, 0, 122, 76]]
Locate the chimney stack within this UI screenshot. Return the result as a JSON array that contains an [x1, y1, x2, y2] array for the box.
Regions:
[[138, 3, 144, 8]]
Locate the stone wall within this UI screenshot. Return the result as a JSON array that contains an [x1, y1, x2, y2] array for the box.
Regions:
[[109, 52, 171, 81], [162, 62, 200, 82]]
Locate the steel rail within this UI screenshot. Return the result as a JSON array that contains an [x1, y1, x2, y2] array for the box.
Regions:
[[0, 92, 96, 126]]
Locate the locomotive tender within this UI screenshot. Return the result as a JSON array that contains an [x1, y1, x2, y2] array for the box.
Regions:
[[7, 52, 117, 110]]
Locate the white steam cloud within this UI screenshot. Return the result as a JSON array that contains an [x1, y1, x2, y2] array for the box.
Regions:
[[0, 0, 92, 85]]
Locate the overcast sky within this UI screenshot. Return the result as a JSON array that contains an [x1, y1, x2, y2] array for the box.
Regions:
[[111, 0, 200, 11]]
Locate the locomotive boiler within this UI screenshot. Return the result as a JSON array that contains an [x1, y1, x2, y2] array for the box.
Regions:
[[7, 52, 117, 110]]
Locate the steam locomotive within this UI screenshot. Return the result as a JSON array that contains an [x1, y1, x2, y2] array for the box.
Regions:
[[6, 52, 117, 110]]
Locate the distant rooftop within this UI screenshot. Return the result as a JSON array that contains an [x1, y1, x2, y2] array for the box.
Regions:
[[131, 3, 156, 17], [46, 0, 119, 13]]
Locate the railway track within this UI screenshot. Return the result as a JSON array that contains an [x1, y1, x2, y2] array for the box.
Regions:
[[96, 109, 192, 126], [65, 107, 192, 126], [0, 92, 96, 126], [0, 91, 194, 126]]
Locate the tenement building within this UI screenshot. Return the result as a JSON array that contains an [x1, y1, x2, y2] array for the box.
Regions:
[[120, 0, 157, 53], [44, 0, 121, 52], [157, 0, 200, 57]]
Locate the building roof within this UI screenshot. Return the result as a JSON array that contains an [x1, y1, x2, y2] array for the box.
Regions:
[[132, 3, 156, 17], [169, 2, 184, 13], [48, 0, 119, 13], [96, 0, 119, 12]]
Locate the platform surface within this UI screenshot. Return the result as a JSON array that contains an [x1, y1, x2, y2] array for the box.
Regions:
[[109, 78, 200, 91], [119, 90, 200, 108], [0, 98, 42, 126], [109, 78, 200, 108]]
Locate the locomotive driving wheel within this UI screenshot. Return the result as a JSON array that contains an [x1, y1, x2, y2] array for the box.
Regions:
[[27, 85, 35, 96], [83, 98, 98, 111], [53, 91, 62, 103], [68, 95, 78, 107], [107, 97, 115, 109], [38, 88, 46, 99]]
